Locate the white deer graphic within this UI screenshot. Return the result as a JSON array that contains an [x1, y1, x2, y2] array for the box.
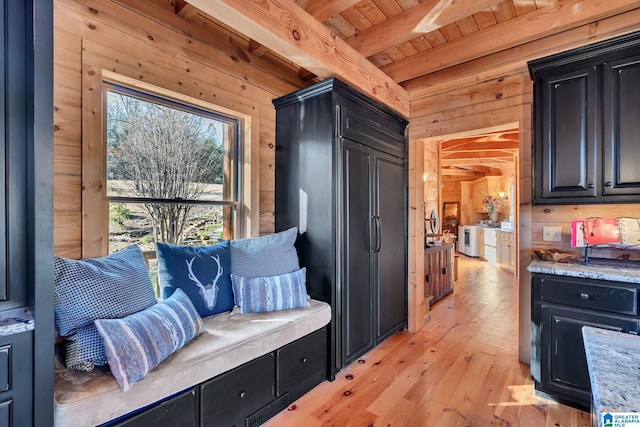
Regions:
[[185, 255, 223, 310]]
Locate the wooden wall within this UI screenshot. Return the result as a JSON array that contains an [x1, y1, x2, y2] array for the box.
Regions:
[[53, 0, 307, 258], [407, 8, 640, 362]]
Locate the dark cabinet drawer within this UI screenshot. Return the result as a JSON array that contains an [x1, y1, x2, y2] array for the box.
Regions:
[[112, 388, 199, 427], [540, 277, 638, 315], [201, 353, 275, 427], [277, 327, 327, 402]]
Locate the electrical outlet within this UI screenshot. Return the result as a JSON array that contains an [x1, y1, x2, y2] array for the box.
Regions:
[[543, 226, 562, 242]]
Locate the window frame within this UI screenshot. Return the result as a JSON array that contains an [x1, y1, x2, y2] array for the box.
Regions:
[[81, 69, 258, 258], [104, 83, 242, 247]]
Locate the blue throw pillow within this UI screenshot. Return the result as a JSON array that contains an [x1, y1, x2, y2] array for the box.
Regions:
[[230, 227, 299, 277], [230, 268, 308, 314], [157, 241, 233, 317], [53, 245, 158, 371], [95, 288, 203, 391]]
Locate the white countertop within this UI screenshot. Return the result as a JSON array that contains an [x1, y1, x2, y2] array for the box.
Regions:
[[0, 307, 34, 336], [528, 258, 640, 284], [582, 327, 640, 427]]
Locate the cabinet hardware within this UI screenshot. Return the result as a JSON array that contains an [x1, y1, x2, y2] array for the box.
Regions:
[[239, 391, 246, 398], [580, 292, 589, 299], [604, 181, 613, 187], [587, 183, 595, 188], [442, 267, 447, 275], [301, 357, 307, 363]]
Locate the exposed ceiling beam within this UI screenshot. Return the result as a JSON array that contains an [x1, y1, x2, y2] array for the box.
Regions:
[[175, 0, 200, 19], [442, 151, 515, 160], [441, 140, 519, 151], [185, 0, 410, 117], [383, 0, 640, 82], [304, 0, 362, 22], [345, 0, 502, 58], [441, 158, 513, 166]]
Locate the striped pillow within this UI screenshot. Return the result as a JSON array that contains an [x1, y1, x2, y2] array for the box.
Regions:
[[230, 268, 308, 314], [94, 288, 203, 391]]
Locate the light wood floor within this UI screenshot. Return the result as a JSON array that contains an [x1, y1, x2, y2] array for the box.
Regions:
[[265, 256, 591, 426]]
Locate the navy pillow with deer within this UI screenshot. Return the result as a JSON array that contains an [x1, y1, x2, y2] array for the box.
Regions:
[[156, 241, 233, 317]]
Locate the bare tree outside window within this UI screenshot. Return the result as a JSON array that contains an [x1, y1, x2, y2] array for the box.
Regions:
[[106, 86, 239, 253]]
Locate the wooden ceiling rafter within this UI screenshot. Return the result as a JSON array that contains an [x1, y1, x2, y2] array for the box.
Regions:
[[185, 0, 411, 117]]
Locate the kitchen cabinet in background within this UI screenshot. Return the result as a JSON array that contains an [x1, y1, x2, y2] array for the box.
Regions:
[[529, 31, 640, 204], [498, 231, 516, 272], [471, 176, 502, 213]]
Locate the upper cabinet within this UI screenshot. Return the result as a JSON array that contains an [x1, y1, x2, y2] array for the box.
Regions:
[[471, 176, 501, 213], [529, 32, 640, 204]]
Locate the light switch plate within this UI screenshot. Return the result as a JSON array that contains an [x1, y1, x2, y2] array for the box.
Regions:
[[543, 226, 562, 242]]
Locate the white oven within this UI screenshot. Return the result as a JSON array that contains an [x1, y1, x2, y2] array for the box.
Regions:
[[461, 225, 485, 257]]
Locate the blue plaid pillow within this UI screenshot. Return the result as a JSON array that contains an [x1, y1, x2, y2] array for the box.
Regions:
[[230, 268, 308, 314], [95, 288, 203, 391], [157, 241, 233, 317]]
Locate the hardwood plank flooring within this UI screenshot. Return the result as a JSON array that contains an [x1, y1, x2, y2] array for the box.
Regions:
[[264, 256, 591, 426]]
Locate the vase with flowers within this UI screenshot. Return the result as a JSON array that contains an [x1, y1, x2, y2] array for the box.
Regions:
[[484, 195, 502, 223]]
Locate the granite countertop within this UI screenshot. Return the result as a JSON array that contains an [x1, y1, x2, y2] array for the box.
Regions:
[[582, 326, 640, 427], [528, 258, 640, 284], [0, 307, 35, 336]]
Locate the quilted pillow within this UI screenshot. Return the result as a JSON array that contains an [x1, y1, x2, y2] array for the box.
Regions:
[[53, 245, 158, 371], [95, 288, 203, 391], [230, 268, 308, 314], [157, 240, 233, 318], [230, 227, 299, 277]]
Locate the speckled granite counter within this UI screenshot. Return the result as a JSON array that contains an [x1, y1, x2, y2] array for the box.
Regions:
[[0, 307, 34, 336], [528, 258, 640, 284], [582, 326, 640, 427]]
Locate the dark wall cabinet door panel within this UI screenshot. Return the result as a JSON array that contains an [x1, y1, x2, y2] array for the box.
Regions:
[[201, 353, 275, 427], [603, 54, 640, 196], [535, 66, 598, 201], [530, 32, 640, 204], [0, 332, 32, 427]]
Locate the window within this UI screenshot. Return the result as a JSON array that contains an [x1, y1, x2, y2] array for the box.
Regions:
[[105, 84, 241, 255]]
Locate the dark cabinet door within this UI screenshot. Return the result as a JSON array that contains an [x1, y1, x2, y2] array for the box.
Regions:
[[341, 140, 374, 366], [540, 304, 639, 408], [603, 54, 640, 197], [534, 65, 599, 202], [374, 151, 407, 342]]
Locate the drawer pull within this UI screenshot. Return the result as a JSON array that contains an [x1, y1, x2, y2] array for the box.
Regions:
[[301, 357, 308, 363], [580, 292, 589, 299], [239, 391, 246, 399]]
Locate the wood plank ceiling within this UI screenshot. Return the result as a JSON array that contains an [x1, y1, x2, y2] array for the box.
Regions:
[[172, 0, 636, 172]]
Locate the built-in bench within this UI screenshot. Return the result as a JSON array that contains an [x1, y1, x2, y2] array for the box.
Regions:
[[54, 299, 331, 427]]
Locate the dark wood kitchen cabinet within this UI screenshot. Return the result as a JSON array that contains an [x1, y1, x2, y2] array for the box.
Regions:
[[531, 273, 640, 409], [529, 31, 640, 204], [273, 78, 408, 375]]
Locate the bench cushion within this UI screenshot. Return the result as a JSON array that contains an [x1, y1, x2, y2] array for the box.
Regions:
[[54, 299, 331, 427]]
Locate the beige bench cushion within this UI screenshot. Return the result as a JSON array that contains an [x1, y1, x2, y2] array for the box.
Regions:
[[54, 299, 331, 427]]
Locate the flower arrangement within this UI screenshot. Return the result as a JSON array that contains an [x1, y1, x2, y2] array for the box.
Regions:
[[484, 195, 502, 212]]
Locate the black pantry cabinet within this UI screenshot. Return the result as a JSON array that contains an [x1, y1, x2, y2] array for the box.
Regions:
[[529, 31, 640, 204], [0, 0, 54, 426], [531, 273, 640, 409], [273, 78, 408, 375]]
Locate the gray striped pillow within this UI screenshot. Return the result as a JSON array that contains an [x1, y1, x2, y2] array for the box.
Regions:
[[231, 268, 308, 314], [230, 227, 299, 277], [95, 288, 203, 391]]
